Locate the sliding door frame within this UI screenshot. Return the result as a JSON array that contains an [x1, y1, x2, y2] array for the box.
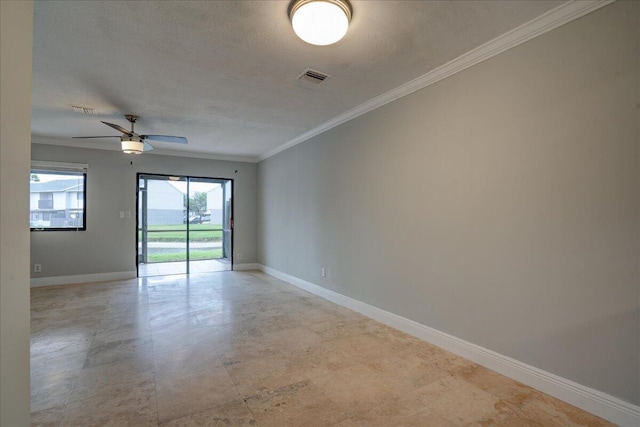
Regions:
[[135, 172, 234, 277]]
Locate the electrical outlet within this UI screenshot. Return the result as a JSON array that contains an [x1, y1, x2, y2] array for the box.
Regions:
[[34, 264, 42, 273], [236, 253, 242, 260], [321, 267, 326, 277], [125, 211, 131, 219]]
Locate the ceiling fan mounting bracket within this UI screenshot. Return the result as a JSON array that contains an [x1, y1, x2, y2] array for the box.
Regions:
[[124, 114, 139, 124]]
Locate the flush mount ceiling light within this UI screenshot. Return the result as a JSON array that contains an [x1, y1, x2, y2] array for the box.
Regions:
[[121, 137, 144, 154], [289, 0, 352, 46]]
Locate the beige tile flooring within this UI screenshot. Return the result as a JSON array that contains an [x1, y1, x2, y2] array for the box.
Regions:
[[138, 259, 231, 277], [30, 271, 613, 426]]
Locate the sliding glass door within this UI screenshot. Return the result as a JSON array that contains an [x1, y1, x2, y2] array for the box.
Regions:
[[138, 175, 188, 276], [187, 177, 232, 273], [137, 174, 233, 277]]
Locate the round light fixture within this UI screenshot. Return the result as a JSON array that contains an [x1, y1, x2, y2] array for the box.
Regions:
[[289, 0, 352, 46], [121, 138, 144, 154]]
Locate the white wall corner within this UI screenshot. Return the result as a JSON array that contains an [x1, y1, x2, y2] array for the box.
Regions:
[[257, 264, 640, 427], [30, 271, 137, 288]]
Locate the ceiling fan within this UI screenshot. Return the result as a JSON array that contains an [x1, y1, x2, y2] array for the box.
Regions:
[[73, 114, 187, 154]]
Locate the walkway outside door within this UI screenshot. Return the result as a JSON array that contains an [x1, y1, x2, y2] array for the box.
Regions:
[[137, 174, 233, 277]]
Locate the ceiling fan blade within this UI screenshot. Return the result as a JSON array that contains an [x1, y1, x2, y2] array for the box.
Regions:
[[72, 136, 120, 139], [141, 135, 187, 144], [143, 142, 154, 152], [101, 121, 132, 135]]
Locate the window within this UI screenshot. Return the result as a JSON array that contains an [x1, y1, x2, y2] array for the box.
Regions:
[[30, 161, 87, 231], [38, 192, 53, 209]]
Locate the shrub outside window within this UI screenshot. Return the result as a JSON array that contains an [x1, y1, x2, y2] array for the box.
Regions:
[[30, 161, 87, 231]]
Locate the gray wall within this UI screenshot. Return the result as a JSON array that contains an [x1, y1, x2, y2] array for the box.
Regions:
[[1, 1, 33, 424], [31, 144, 257, 277], [257, 2, 639, 405]]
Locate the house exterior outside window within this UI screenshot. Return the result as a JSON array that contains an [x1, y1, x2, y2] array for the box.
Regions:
[[30, 161, 87, 230]]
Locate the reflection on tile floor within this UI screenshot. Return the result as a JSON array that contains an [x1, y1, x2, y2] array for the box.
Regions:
[[30, 271, 613, 426], [138, 259, 230, 277]]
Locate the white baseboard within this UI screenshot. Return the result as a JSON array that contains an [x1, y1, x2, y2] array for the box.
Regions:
[[233, 263, 260, 271], [258, 264, 640, 427], [30, 271, 137, 288], [30, 265, 262, 287]]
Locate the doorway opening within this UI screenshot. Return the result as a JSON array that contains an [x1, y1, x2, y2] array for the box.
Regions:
[[136, 174, 233, 277]]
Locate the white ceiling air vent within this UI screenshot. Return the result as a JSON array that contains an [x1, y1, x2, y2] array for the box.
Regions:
[[297, 68, 331, 84], [71, 105, 97, 115]]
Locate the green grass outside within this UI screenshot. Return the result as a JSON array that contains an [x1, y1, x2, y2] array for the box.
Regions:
[[146, 224, 222, 231], [139, 224, 223, 242], [147, 249, 223, 263]]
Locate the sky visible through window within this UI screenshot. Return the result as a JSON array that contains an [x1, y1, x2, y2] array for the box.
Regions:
[[167, 181, 221, 194]]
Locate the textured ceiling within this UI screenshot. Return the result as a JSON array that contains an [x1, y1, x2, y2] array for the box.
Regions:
[[32, 1, 563, 161]]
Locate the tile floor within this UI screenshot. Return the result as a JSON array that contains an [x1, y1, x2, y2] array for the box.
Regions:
[[138, 259, 231, 277], [30, 271, 613, 426]]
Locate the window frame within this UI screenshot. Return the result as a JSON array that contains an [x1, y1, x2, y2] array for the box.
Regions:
[[30, 161, 88, 232]]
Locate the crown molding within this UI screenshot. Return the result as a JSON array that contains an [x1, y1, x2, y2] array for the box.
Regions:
[[31, 135, 259, 164], [259, 0, 614, 162], [147, 147, 259, 164], [32, 135, 122, 151]]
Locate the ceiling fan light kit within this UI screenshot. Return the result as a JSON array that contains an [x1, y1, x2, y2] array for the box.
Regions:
[[289, 0, 352, 46], [121, 138, 144, 154]]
